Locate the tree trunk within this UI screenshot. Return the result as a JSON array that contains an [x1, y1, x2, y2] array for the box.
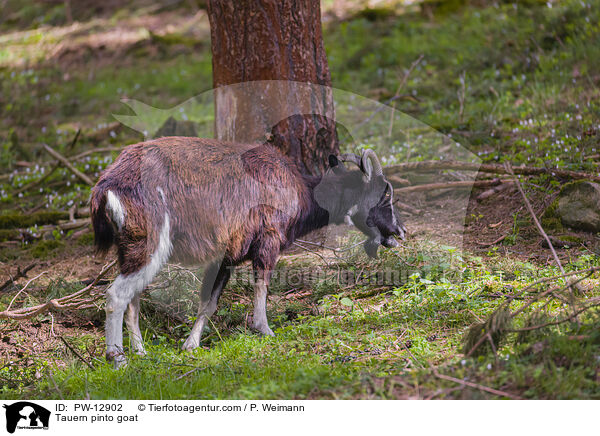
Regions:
[[207, 0, 339, 175]]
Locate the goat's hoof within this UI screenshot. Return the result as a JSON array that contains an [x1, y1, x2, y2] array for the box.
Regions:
[[182, 338, 200, 351], [253, 324, 275, 337], [107, 351, 127, 369]]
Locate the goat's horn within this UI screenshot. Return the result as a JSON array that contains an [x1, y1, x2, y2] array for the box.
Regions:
[[339, 153, 362, 168], [361, 149, 383, 176]]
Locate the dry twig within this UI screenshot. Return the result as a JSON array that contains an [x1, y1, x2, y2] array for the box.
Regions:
[[59, 336, 95, 370], [394, 178, 504, 194], [6, 271, 48, 312], [42, 144, 94, 186], [0, 263, 36, 293], [388, 54, 424, 137], [432, 369, 522, 400], [0, 259, 116, 320], [503, 162, 575, 294], [384, 160, 600, 183]]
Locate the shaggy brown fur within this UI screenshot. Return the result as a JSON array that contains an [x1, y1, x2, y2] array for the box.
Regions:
[[91, 137, 326, 274], [91, 137, 404, 363]]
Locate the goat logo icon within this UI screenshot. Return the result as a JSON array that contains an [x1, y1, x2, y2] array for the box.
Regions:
[[2, 402, 50, 434]]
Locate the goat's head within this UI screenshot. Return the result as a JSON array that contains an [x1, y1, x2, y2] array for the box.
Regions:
[[314, 149, 406, 258]]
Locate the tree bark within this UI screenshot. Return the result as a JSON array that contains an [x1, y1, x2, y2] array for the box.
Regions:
[[207, 0, 338, 175]]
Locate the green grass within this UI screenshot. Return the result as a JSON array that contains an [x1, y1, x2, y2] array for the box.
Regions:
[[2, 242, 599, 400]]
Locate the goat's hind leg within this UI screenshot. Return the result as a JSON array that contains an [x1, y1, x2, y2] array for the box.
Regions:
[[105, 273, 147, 367], [106, 217, 171, 366], [182, 261, 231, 351]]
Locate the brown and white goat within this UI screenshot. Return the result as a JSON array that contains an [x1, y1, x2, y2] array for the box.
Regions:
[[91, 137, 405, 365]]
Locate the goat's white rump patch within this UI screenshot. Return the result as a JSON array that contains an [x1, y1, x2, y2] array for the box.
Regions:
[[106, 190, 125, 230], [106, 212, 172, 307], [156, 187, 166, 203]]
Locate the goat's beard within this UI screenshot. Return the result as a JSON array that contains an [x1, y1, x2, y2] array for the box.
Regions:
[[364, 235, 399, 258], [382, 235, 399, 248]]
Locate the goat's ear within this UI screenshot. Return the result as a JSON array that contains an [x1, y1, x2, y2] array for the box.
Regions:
[[328, 154, 339, 168]]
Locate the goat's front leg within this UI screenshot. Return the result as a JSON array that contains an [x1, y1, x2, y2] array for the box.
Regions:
[[252, 256, 278, 336], [182, 261, 231, 351]]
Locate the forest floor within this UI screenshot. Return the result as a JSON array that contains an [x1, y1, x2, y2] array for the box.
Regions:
[[1, 0, 600, 399]]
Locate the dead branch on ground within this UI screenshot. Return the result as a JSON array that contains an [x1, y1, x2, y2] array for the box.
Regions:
[[394, 178, 505, 194], [0, 260, 116, 320], [463, 266, 600, 357], [42, 144, 94, 186], [384, 160, 600, 183], [0, 263, 36, 293]]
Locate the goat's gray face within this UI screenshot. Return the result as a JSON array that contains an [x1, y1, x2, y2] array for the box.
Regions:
[[315, 150, 407, 258]]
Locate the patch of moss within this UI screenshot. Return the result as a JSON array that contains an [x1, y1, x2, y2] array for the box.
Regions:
[[149, 31, 199, 47], [559, 179, 595, 196], [282, 301, 306, 322], [76, 232, 94, 246], [541, 199, 563, 233], [30, 240, 64, 259], [352, 7, 396, 22], [558, 235, 583, 244], [0, 246, 20, 261], [0, 229, 20, 242], [0, 211, 68, 229]]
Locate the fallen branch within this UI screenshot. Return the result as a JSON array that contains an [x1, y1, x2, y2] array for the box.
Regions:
[[540, 236, 578, 249], [66, 128, 81, 151], [509, 267, 599, 301], [476, 181, 515, 201], [69, 147, 122, 162], [393, 200, 422, 215], [387, 174, 411, 188], [509, 298, 600, 332], [57, 218, 91, 231], [394, 178, 504, 194], [0, 260, 116, 320], [474, 234, 507, 247], [59, 336, 95, 370], [388, 54, 424, 137], [6, 271, 48, 312], [432, 369, 523, 400], [463, 267, 600, 357], [0, 263, 36, 293], [384, 160, 600, 183], [42, 144, 94, 186], [504, 162, 566, 279], [175, 366, 207, 380], [509, 271, 595, 321]]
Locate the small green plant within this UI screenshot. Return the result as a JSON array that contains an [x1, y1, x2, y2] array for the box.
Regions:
[[503, 213, 521, 246]]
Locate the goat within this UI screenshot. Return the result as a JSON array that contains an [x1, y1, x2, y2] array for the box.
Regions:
[[90, 137, 405, 366]]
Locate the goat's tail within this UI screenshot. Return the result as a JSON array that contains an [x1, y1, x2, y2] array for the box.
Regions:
[[90, 184, 118, 256]]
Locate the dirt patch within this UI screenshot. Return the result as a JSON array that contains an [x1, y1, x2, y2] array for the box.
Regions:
[[1, 243, 113, 288], [1, 10, 210, 70], [463, 183, 596, 262], [0, 310, 103, 370]]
